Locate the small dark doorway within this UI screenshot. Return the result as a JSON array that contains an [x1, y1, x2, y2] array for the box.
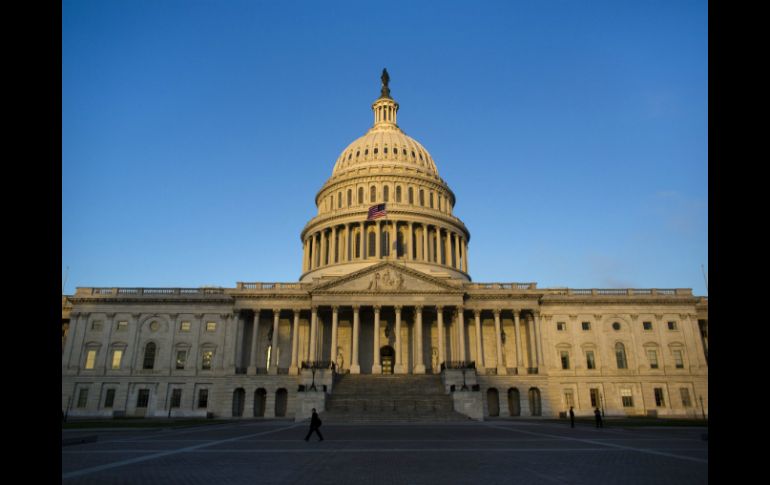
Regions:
[[381, 346, 395, 374], [275, 388, 288, 417], [232, 388, 245, 417], [487, 388, 500, 417], [508, 388, 521, 416], [254, 388, 266, 417], [529, 387, 542, 416]]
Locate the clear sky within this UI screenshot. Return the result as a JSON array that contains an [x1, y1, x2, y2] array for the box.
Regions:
[[62, 0, 708, 296]]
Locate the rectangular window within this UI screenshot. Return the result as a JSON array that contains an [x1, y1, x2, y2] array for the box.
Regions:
[[136, 389, 150, 408], [621, 388, 634, 407], [111, 350, 123, 370], [206, 322, 217, 332], [673, 350, 684, 368], [202, 351, 214, 370], [590, 388, 600, 408], [117, 321, 128, 331], [77, 389, 89, 408], [85, 350, 97, 369], [557, 322, 566, 331], [581, 321, 591, 331], [680, 388, 692, 407], [198, 389, 209, 408], [586, 351, 596, 369], [668, 321, 678, 330], [643, 321, 653, 331], [170, 389, 182, 408], [180, 321, 191, 332], [104, 389, 116, 408], [654, 388, 665, 407], [564, 390, 574, 407], [648, 350, 659, 369], [560, 351, 570, 370], [176, 350, 187, 370]]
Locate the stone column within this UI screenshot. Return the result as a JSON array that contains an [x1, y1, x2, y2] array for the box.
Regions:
[[474, 310, 484, 369], [360, 222, 366, 259], [376, 220, 382, 259], [302, 239, 308, 272], [226, 312, 238, 371], [494, 309, 507, 375], [62, 312, 80, 370], [330, 226, 337, 264], [268, 309, 280, 374], [394, 306, 405, 373], [330, 306, 339, 368], [289, 310, 300, 375], [233, 312, 243, 371], [408, 222, 414, 260], [513, 310, 524, 371], [319, 230, 327, 266], [437, 306, 445, 368], [463, 240, 469, 273], [101, 312, 116, 372], [526, 314, 537, 368], [351, 306, 361, 374], [454, 233, 461, 269], [445, 229, 452, 266], [306, 237, 313, 270], [372, 306, 382, 373], [249, 310, 261, 374], [436, 228, 443, 264], [413, 306, 425, 374], [422, 224, 429, 262], [309, 306, 318, 362], [457, 308, 466, 362], [533, 312, 544, 366], [391, 220, 397, 258]]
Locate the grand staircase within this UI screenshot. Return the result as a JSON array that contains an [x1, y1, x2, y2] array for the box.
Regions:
[[321, 374, 470, 423]]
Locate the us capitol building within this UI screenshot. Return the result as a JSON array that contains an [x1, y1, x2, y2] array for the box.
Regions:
[[62, 71, 708, 422]]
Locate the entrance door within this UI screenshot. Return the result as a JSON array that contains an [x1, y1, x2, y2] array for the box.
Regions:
[[381, 346, 395, 374]]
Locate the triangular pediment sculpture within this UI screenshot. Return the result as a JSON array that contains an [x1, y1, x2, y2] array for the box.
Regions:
[[311, 262, 463, 294]]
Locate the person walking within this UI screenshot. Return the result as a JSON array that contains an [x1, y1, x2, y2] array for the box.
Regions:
[[304, 408, 324, 441], [569, 406, 575, 428], [594, 407, 603, 428]]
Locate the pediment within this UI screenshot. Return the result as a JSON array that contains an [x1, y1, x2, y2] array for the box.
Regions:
[[311, 262, 463, 294]]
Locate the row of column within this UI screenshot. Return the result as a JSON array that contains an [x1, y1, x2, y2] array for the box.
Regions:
[[302, 221, 469, 273], [237, 306, 544, 375]]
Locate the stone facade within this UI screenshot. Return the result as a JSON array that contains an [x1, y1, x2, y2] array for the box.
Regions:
[[62, 72, 708, 420]]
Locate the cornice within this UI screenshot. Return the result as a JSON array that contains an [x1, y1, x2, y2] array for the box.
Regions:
[[301, 208, 470, 240]]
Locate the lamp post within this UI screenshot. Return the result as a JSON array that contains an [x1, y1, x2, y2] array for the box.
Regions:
[[310, 363, 317, 391], [599, 392, 605, 417]]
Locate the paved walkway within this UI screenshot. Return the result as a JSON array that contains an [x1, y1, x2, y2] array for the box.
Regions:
[[62, 420, 708, 484]]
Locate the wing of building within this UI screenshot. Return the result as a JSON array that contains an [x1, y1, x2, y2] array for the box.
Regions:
[[62, 71, 708, 421]]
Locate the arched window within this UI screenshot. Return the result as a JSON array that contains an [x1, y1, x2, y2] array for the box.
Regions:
[[615, 342, 628, 369], [396, 186, 402, 203], [419, 189, 425, 206], [508, 388, 521, 416], [368, 231, 376, 257], [337, 192, 342, 208], [347, 189, 352, 207], [232, 388, 245, 417], [143, 342, 156, 370], [370, 185, 376, 203], [254, 388, 266, 417], [383, 185, 389, 202], [408, 187, 414, 204], [358, 187, 364, 204]]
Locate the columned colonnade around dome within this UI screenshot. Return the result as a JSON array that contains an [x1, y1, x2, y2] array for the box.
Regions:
[[302, 219, 468, 274]]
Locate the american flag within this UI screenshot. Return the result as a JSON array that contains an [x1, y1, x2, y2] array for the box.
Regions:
[[367, 203, 387, 220]]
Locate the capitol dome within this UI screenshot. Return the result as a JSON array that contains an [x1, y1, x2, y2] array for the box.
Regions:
[[300, 69, 470, 283]]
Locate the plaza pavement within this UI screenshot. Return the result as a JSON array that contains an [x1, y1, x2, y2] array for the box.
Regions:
[[62, 419, 708, 484]]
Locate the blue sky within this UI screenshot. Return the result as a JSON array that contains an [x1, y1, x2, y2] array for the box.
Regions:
[[62, 0, 708, 296]]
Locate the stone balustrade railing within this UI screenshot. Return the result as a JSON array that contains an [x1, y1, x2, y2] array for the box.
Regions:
[[81, 287, 226, 296], [467, 283, 537, 290]]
